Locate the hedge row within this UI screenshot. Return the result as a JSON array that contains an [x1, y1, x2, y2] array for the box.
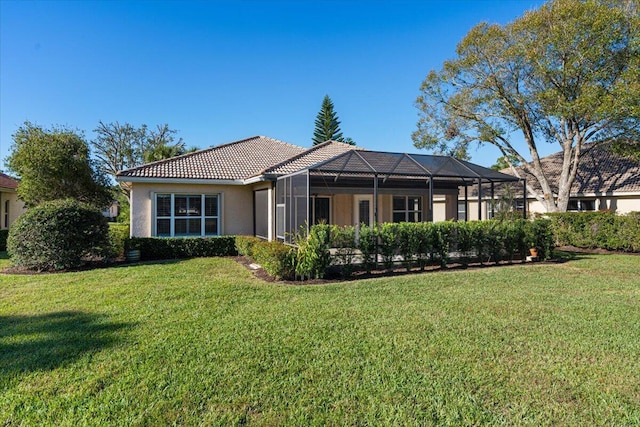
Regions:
[[236, 219, 555, 280], [125, 236, 237, 261], [549, 211, 640, 252]]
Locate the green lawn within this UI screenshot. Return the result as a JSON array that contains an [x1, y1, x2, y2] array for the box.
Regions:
[[1, 253, 639, 425]]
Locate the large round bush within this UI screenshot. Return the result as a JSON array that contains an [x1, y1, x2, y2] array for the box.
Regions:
[[7, 199, 110, 271]]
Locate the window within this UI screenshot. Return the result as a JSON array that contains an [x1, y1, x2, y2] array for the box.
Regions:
[[567, 199, 596, 212], [4, 200, 8, 228], [310, 196, 330, 225], [155, 194, 220, 237], [457, 201, 467, 221], [254, 189, 269, 239], [393, 196, 422, 223]]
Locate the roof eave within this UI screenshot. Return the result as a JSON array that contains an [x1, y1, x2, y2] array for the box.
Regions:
[[116, 176, 246, 185]]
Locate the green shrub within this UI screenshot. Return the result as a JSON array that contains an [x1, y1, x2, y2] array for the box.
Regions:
[[485, 221, 505, 264], [378, 223, 398, 270], [235, 235, 263, 257], [453, 221, 474, 267], [397, 222, 420, 271], [503, 219, 527, 263], [357, 225, 378, 273], [0, 229, 8, 252], [618, 212, 640, 252], [252, 240, 297, 280], [108, 223, 129, 257], [414, 222, 434, 270], [432, 222, 455, 268], [125, 236, 237, 260], [296, 224, 331, 280], [7, 199, 110, 271], [527, 219, 554, 260], [549, 211, 640, 253], [330, 225, 357, 276]]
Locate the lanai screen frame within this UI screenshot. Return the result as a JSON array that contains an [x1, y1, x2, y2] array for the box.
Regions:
[[275, 150, 523, 243]]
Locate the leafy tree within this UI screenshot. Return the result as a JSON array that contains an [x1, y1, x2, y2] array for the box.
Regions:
[[612, 139, 640, 162], [491, 155, 521, 171], [92, 121, 190, 198], [6, 122, 112, 208], [312, 95, 356, 145], [413, 0, 639, 212]]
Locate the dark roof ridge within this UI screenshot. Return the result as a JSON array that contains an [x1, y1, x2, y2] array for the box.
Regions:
[[255, 140, 363, 176]]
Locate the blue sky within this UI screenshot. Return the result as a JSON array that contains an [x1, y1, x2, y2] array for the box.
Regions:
[[0, 0, 547, 172]]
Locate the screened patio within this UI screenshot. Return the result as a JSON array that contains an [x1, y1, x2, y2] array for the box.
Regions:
[[275, 150, 523, 243]]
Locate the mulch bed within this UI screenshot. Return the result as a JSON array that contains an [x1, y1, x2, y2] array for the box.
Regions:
[[234, 255, 555, 285], [555, 245, 640, 256]]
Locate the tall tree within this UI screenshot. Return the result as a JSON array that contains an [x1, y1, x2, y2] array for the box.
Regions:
[[413, 0, 639, 212], [312, 95, 349, 145], [92, 121, 189, 199], [6, 122, 112, 208]]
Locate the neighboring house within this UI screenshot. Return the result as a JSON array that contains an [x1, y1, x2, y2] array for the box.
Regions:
[[116, 136, 519, 241], [0, 173, 26, 229], [448, 142, 640, 219], [101, 201, 120, 221], [519, 142, 640, 214]]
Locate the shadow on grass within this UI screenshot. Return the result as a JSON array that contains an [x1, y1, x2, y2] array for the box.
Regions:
[[0, 251, 9, 260], [0, 311, 134, 374]]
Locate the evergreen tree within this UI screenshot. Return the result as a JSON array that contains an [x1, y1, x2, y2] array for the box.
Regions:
[[312, 95, 346, 145]]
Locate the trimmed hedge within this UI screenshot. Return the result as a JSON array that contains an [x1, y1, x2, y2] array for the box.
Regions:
[[125, 236, 237, 261], [108, 223, 130, 257], [235, 235, 263, 257], [0, 229, 8, 252], [233, 219, 555, 281], [252, 240, 297, 280], [7, 199, 110, 271], [549, 211, 640, 252]]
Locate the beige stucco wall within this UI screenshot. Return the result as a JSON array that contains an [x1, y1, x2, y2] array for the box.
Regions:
[[129, 182, 256, 237], [525, 194, 640, 215], [612, 196, 640, 214], [0, 190, 26, 229]]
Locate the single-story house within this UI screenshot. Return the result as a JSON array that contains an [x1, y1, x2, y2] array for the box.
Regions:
[[448, 142, 640, 219], [116, 136, 520, 241], [0, 172, 26, 230], [520, 142, 640, 214]]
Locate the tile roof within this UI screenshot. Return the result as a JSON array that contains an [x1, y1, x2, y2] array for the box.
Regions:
[[507, 142, 640, 195], [117, 136, 307, 181], [260, 140, 360, 176], [0, 173, 18, 190]]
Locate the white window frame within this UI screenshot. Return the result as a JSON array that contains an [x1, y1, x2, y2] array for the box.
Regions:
[[392, 196, 423, 223], [154, 193, 221, 237]]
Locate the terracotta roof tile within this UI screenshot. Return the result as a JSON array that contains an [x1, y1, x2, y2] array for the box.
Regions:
[[0, 173, 18, 190], [117, 136, 307, 180]]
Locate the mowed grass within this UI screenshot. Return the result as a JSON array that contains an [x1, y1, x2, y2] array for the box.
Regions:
[[1, 253, 639, 426]]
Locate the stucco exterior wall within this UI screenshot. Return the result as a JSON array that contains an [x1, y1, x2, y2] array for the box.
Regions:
[[613, 196, 640, 214], [129, 182, 255, 237], [525, 194, 640, 215], [0, 190, 26, 229]]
